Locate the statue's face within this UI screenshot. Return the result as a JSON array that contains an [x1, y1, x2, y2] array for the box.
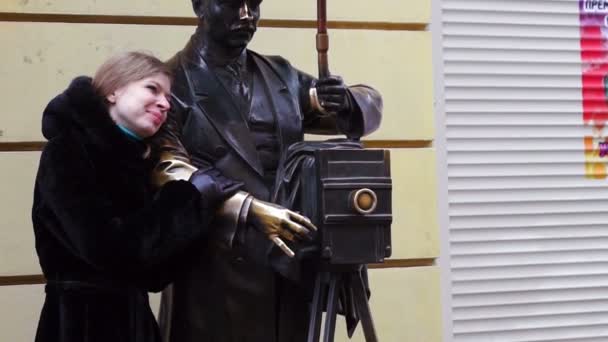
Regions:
[[196, 0, 262, 49]]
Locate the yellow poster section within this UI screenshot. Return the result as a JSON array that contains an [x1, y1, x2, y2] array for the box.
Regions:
[[0, 268, 441, 342], [0, 22, 432, 142], [0, 0, 430, 24]]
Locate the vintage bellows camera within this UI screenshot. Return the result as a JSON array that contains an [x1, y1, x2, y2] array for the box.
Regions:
[[298, 147, 392, 265], [276, 141, 392, 342]]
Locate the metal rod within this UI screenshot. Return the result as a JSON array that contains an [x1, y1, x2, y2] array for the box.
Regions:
[[317, 0, 330, 78], [307, 273, 325, 342], [323, 274, 340, 342], [352, 271, 379, 342]]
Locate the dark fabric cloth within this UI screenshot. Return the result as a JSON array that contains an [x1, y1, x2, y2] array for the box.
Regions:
[[154, 34, 383, 342], [32, 77, 225, 342], [269, 139, 364, 280]]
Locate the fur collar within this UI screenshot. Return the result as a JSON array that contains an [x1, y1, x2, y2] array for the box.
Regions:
[[42, 76, 149, 159]]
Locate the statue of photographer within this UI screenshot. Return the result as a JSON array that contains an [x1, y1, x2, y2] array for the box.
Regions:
[[152, 1, 383, 341]]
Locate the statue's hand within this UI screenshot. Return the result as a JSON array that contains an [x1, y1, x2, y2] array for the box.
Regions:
[[314, 75, 351, 113], [248, 198, 317, 257]]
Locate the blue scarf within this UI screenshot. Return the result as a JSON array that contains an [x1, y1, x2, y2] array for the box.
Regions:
[[117, 124, 143, 141]]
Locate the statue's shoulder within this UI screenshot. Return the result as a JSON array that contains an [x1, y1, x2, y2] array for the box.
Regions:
[[165, 51, 183, 73], [250, 51, 295, 77], [262, 54, 291, 68], [164, 52, 193, 104]]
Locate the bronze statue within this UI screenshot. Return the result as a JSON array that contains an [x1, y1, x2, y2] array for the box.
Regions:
[[153, 1, 383, 341]]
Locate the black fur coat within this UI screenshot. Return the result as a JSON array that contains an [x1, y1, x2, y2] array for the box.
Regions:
[[32, 77, 213, 342]]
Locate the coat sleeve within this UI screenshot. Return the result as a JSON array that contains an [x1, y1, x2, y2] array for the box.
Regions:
[[36, 138, 210, 291], [291, 62, 383, 138]]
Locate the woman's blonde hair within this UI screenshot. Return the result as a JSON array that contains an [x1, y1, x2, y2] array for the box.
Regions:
[[92, 51, 172, 97]]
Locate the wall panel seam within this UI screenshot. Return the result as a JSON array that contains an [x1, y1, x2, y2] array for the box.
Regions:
[[0, 12, 428, 31], [0, 259, 437, 286]]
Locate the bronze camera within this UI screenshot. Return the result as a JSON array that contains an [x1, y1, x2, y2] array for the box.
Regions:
[[299, 148, 392, 265], [275, 141, 392, 342]]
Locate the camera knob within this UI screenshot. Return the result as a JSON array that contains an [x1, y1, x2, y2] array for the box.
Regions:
[[352, 188, 377, 215]]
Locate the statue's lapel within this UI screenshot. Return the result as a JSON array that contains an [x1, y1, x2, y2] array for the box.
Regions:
[[185, 56, 264, 176], [250, 53, 303, 153]]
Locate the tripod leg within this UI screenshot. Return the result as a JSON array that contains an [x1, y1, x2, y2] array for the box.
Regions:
[[323, 273, 340, 342], [352, 272, 379, 342], [307, 273, 325, 342]]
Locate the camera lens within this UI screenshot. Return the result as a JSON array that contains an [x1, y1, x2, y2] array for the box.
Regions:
[[351, 188, 377, 215]]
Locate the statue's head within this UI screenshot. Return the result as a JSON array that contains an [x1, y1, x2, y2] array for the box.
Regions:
[[192, 0, 262, 50]]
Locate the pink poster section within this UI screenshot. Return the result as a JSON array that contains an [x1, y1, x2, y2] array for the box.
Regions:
[[580, 1, 608, 178]]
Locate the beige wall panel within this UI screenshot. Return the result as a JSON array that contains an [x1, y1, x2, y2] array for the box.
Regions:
[[389, 148, 439, 259], [0, 0, 431, 24], [0, 152, 40, 276], [0, 285, 44, 341], [265, 0, 430, 24], [0, 22, 432, 142], [336, 267, 442, 342]]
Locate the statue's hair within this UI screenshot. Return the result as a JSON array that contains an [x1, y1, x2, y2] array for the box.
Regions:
[[92, 51, 171, 98]]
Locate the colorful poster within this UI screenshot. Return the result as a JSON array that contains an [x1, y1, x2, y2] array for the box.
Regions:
[[580, 1, 608, 178]]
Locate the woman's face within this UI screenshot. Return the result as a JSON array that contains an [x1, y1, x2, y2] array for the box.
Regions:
[[107, 73, 171, 138]]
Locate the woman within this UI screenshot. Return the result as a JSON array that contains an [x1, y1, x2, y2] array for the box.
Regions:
[[32, 51, 241, 342]]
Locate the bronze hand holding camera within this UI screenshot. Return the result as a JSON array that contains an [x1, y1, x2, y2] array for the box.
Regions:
[[153, 153, 316, 257], [248, 198, 316, 257]]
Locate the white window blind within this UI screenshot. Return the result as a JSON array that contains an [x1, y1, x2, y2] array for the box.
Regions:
[[441, 0, 608, 341]]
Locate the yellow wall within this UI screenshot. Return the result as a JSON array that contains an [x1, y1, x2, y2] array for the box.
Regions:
[[1, 1, 430, 23], [0, 1, 439, 341]]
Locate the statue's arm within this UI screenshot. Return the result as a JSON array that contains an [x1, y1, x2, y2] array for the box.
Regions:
[[149, 101, 312, 255], [150, 100, 252, 249], [150, 98, 192, 169]]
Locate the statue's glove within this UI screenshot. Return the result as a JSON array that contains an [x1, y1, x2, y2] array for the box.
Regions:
[[188, 167, 243, 209], [247, 198, 317, 257], [311, 75, 352, 114]]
